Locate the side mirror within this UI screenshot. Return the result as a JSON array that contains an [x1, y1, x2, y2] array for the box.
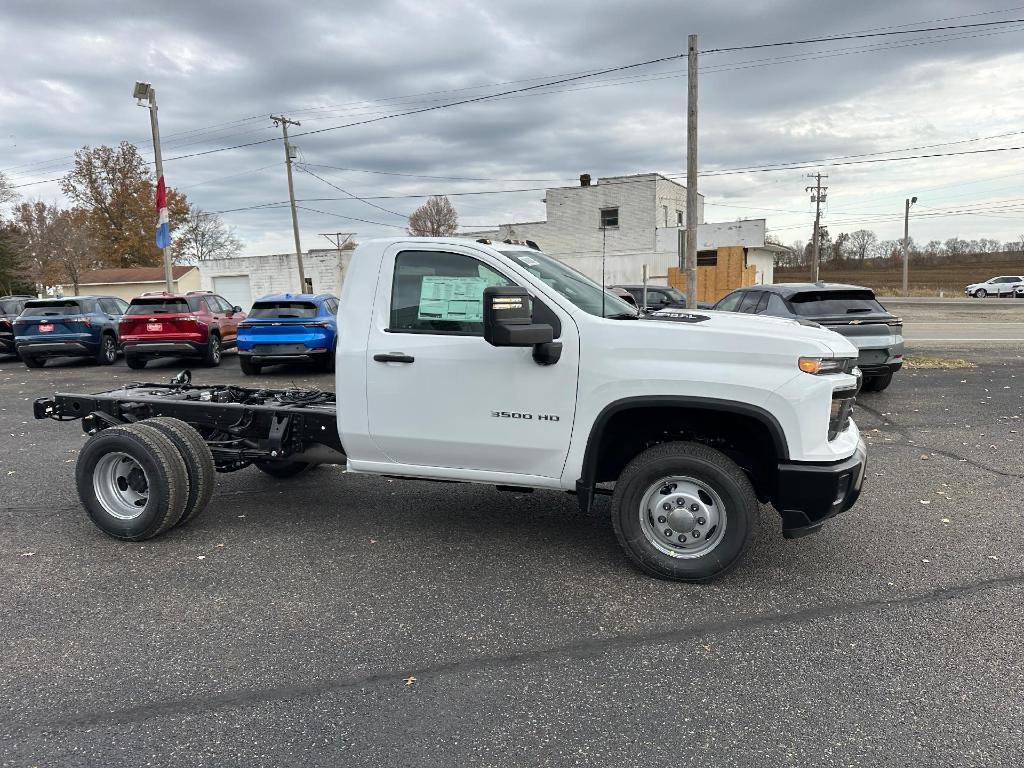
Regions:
[[483, 286, 554, 347]]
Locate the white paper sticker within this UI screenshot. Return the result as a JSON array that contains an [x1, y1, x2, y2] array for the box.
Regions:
[[418, 276, 489, 322], [516, 255, 540, 267]]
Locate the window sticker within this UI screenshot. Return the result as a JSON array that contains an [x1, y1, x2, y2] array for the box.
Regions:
[[516, 254, 540, 267], [418, 276, 490, 322]]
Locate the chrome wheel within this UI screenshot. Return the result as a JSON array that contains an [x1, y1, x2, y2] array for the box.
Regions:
[[92, 452, 149, 520], [638, 475, 727, 559], [209, 337, 221, 363], [103, 336, 116, 363]]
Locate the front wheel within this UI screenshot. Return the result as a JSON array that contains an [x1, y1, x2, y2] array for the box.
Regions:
[[861, 371, 893, 392], [975, 288, 987, 298], [610, 441, 757, 582], [95, 334, 117, 365], [239, 355, 261, 375], [204, 334, 222, 367]]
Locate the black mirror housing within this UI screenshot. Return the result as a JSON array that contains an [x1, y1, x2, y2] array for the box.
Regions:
[[483, 286, 554, 347], [233, 306, 243, 314]]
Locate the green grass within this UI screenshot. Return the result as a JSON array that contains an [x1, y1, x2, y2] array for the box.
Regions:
[[903, 355, 976, 369]]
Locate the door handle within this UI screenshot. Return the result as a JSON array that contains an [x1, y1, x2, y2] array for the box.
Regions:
[[373, 352, 415, 364]]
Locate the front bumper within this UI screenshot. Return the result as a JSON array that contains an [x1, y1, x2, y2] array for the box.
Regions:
[[773, 438, 866, 538]]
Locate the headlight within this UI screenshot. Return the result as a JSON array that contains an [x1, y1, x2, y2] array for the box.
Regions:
[[798, 357, 853, 375]]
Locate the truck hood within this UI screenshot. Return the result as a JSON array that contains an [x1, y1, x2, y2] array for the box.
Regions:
[[641, 308, 856, 358]]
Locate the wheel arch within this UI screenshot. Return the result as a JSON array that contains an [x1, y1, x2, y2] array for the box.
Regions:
[[575, 396, 789, 513]]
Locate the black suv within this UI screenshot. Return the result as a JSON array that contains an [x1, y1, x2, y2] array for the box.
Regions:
[[0, 296, 34, 356], [713, 283, 904, 392]]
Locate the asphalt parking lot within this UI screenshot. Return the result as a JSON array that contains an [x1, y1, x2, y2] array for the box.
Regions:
[[1, 306, 1022, 767]]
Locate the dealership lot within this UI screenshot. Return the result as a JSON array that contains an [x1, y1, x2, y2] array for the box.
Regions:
[[1, 303, 1022, 766]]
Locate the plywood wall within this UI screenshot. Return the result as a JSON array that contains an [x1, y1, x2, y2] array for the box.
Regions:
[[667, 247, 756, 303]]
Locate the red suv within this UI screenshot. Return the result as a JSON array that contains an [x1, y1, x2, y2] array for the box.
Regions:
[[119, 291, 246, 369]]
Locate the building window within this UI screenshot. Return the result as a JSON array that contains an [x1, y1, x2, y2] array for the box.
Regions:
[[600, 208, 619, 229], [676, 210, 684, 225], [697, 249, 718, 266]]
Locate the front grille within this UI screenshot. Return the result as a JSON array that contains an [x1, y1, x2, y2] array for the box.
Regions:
[[829, 390, 856, 441]]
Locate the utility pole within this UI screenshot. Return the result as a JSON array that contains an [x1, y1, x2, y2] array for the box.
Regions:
[[902, 196, 918, 296], [271, 115, 306, 292], [684, 33, 699, 309], [320, 232, 354, 293], [133, 82, 173, 292], [805, 173, 828, 282]]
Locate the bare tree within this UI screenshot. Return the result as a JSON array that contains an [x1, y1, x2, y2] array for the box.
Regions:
[[847, 229, 877, 261], [0, 170, 16, 208], [12, 201, 60, 290], [407, 195, 458, 237], [173, 205, 243, 263], [52, 208, 99, 295]]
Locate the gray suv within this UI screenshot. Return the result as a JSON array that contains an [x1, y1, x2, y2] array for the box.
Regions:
[[713, 283, 904, 392]]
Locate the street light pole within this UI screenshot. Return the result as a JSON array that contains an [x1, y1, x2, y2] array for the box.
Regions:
[[902, 196, 917, 296], [134, 82, 173, 293], [271, 115, 306, 293]]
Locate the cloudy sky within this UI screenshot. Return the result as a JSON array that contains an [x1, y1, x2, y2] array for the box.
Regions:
[[2, 0, 1023, 256]]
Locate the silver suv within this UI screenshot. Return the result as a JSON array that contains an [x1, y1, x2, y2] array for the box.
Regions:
[[965, 276, 1024, 298]]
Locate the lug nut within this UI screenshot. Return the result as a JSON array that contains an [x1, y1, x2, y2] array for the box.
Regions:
[[664, 529, 673, 537], [690, 503, 699, 512], [697, 517, 706, 525], [676, 498, 685, 506], [691, 530, 701, 538], [663, 503, 672, 511], [678, 534, 687, 543], [657, 516, 666, 524]]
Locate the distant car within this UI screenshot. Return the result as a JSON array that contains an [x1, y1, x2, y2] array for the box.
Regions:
[[614, 284, 688, 313], [965, 276, 1024, 298], [119, 291, 246, 369], [0, 295, 34, 356], [236, 293, 339, 375], [13, 295, 127, 368], [713, 283, 904, 392]]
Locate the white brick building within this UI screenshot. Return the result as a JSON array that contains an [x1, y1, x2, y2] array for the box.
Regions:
[[197, 248, 352, 309], [466, 173, 777, 287]]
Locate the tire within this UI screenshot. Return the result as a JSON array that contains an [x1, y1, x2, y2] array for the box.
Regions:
[[254, 460, 314, 478], [74, 424, 190, 541], [21, 354, 45, 368], [318, 346, 336, 372], [610, 441, 757, 582], [975, 288, 987, 298], [142, 417, 216, 528], [239, 355, 261, 375], [125, 354, 147, 370], [203, 333, 222, 367], [861, 371, 893, 392], [95, 333, 117, 365]]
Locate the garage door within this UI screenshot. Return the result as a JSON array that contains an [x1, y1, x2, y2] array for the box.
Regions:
[[212, 275, 253, 311]]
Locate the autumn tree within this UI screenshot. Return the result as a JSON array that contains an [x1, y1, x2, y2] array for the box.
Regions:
[[0, 222, 33, 295], [60, 142, 189, 268], [407, 195, 458, 236], [847, 229, 877, 261], [12, 201, 61, 290], [52, 208, 99, 294], [0, 170, 16, 207], [173, 205, 243, 263]]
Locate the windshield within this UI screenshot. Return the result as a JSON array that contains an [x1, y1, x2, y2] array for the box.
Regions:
[[249, 301, 319, 319], [126, 299, 190, 315], [788, 291, 886, 316], [1, 300, 23, 315], [23, 300, 87, 316], [498, 249, 638, 318]]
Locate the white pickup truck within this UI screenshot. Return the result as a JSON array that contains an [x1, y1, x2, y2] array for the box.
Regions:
[[34, 237, 866, 582]]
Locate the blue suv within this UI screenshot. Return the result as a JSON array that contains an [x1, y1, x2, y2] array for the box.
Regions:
[[14, 295, 128, 368], [236, 293, 339, 375]]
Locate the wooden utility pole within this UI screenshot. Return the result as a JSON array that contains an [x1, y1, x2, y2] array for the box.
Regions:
[[271, 115, 306, 292], [902, 196, 917, 296], [684, 33, 699, 309], [320, 232, 354, 294], [806, 173, 828, 282]]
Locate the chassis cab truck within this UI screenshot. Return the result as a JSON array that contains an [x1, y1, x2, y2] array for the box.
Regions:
[[35, 238, 866, 582]]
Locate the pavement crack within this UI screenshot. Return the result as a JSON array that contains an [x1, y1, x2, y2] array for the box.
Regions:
[[12, 570, 1024, 734]]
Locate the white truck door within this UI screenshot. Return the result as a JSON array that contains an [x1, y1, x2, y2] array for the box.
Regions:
[[365, 244, 579, 478]]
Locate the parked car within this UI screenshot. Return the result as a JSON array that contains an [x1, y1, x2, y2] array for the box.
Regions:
[[712, 283, 903, 392], [0, 295, 34, 356], [236, 293, 339, 375], [614, 284, 688, 312], [964, 276, 1024, 298], [119, 291, 246, 369], [13, 295, 127, 368]]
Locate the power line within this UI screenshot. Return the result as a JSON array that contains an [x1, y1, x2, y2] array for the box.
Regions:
[[295, 204, 407, 229], [295, 165, 407, 218], [701, 18, 1024, 54]]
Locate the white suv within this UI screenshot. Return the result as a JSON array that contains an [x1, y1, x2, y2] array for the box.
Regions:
[[965, 276, 1024, 298]]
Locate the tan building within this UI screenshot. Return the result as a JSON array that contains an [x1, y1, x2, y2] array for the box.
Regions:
[[59, 266, 201, 302]]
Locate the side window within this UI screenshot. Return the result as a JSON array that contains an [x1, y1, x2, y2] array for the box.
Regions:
[[646, 290, 667, 307], [389, 250, 513, 335], [97, 299, 116, 315], [714, 291, 744, 312], [115, 299, 129, 314], [754, 292, 770, 314], [762, 294, 790, 317], [187, 297, 206, 313], [737, 291, 762, 313], [214, 295, 234, 312]]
